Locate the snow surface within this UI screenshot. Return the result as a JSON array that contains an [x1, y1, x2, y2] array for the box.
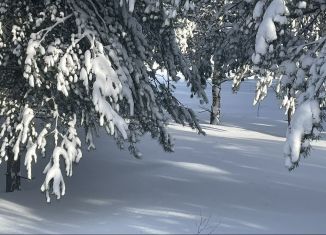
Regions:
[[1, 80, 326, 233]]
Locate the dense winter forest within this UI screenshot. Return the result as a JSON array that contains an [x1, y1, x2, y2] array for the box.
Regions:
[[0, 0, 325, 233]]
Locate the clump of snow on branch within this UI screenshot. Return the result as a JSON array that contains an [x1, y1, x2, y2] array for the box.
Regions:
[[252, 0, 288, 64], [41, 116, 82, 203], [253, 73, 273, 105], [86, 44, 129, 139], [284, 100, 320, 169]]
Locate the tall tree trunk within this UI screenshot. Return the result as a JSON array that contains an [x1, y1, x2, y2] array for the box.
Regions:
[[210, 81, 221, 125], [287, 85, 292, 126], [6, 150, 21, 192]]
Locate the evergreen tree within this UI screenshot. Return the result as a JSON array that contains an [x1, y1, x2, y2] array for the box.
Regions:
[[185, 0, 326, 169], [0, 0, 205, 202], [251, 0, 326, 169], [184, 0, 256, 124]]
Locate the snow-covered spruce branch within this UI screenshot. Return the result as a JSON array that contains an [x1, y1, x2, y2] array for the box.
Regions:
[[0, 0, 204, 201], [251, 0, 326, 168]]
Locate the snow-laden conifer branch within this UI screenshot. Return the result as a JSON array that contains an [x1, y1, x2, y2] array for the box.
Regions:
[[0, 0, 204, 201], [251, 0, 326, 168]]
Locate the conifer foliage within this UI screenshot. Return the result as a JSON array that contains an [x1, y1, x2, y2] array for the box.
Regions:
[[0, 0, 204, 202], [184, 0, 326, 169], [251, 0, 326, 169]]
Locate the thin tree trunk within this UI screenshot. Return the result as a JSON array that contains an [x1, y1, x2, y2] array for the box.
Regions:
[[288, 107, 292, 126], [210, 81, 221, 125], [6, 150, 21, 192], [287, 85, 292, 126]]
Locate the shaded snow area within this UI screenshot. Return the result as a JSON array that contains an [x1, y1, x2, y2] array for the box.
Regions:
[[1, 80, 326, 233]]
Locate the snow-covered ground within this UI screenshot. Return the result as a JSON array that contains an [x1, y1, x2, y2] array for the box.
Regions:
[[1, 80, 326, 234]]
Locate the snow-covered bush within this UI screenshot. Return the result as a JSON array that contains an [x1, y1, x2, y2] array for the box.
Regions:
[[0, 0, 205, 202]]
